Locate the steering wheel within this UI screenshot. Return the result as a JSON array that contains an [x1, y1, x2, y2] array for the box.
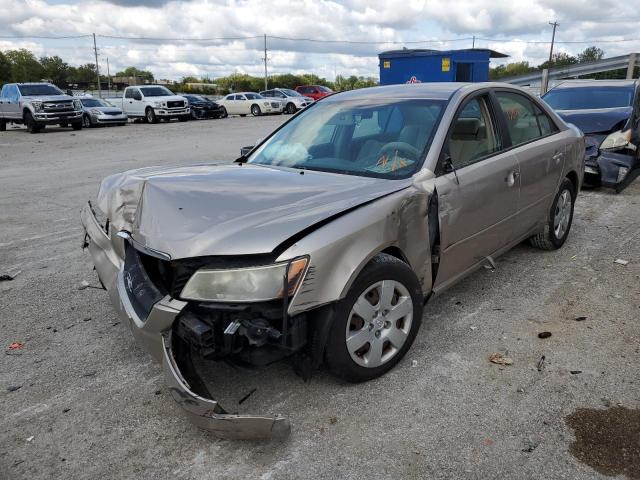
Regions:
[[379, 142, 421, 162]]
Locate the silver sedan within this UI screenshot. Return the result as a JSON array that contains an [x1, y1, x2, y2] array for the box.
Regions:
[[81, 82, 584, 439], [80, 97, 128, 127]]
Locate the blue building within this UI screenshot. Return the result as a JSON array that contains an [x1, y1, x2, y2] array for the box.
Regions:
[[378, 48, 508, 85]]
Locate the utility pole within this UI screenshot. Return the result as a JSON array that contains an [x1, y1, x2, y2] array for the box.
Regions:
[[92, 33, 102, 97], [548, 21, 559, 64], [263, 34, 268, 91], [106, 57, 111, 94], [472, 36, 475, 48]]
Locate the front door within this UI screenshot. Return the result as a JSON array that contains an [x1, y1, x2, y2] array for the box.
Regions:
[[3, 85, 22, 120], [433, 93, 521, 293]]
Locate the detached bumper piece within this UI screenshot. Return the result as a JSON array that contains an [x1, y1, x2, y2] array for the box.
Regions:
[[162, 332, 290, 439], [593, 151, 640, 192]]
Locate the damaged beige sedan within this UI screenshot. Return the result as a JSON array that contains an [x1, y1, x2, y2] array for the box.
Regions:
[[81, 83, 584, 439]]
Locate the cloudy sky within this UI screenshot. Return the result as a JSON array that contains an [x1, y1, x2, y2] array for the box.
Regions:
[[1, 0, 640, 80]]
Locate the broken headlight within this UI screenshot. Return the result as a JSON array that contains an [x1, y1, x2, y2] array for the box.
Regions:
[[600, 129, 636, 151], [180, 257, 308, 302]]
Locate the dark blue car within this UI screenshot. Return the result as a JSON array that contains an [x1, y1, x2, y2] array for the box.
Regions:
[[542, 79, 640, 192]]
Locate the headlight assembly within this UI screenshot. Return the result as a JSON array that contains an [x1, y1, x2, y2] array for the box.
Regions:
[[600, 129, 636, 151], [180, 257, 309, 302], [73, 99, 82, 109], [90, 108, 102, 115], [32, 101, 43, 112]]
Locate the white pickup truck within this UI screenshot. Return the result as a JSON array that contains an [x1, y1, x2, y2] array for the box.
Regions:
[[107, 85, 190, 123]]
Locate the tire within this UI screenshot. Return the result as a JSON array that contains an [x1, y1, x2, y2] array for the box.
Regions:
[[145, 107, 158, 124], [72, 122, 82, 131], [251, 104, 261, 116], [0, 120, 6, 132], [82, 114, 92, 128], [325, 253, 423, 383], [286, 102, 296, 114], [24, 111, 41, 134], [529, 177, 576, 250], [240, 114, 246, 117], [117, 123, 126, 127], [190, 109, 199, 120], [220, 107, 228, 118], [178, 116, 189, 122]]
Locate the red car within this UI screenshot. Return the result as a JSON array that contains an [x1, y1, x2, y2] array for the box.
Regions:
[[294, 85, 333, 101]]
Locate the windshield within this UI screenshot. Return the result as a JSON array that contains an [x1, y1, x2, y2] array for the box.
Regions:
[[18, 84, 64, 96], [140, 86, 173, 97], [185, 95, 205, 102], [245, 93, 263, 100], [81, 98, 108, 107], [248, 99, 445, 179], [281, 88, 301, 97], [542, 86, 634, 110]]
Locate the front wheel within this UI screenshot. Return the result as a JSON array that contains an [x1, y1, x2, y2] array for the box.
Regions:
[[325, 253, 423, 382], [145, 107, 158, 124], [251, 104, 261, 116], [82, 114, 92, 128], [286, 102, 296, 114], [24, 111, 41, 134], [220, 107, 228, 118], [529, 177, 576, 250]]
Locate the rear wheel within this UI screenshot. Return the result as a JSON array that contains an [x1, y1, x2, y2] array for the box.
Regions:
[[529, 177, 575, 250], [251, 104, 261, 116], [325, 253, 423, 382], [145, 107, 158, 124], [286, 102, 296, 114]]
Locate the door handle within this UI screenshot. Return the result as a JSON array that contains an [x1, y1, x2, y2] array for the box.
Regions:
[[552, 152, 564, 162], [505, 171, 520, 187]]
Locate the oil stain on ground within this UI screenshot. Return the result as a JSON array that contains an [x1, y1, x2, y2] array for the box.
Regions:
[[566, 406, 640, 479]]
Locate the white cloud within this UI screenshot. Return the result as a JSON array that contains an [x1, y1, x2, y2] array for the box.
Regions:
[[0, 0, 639, 80]]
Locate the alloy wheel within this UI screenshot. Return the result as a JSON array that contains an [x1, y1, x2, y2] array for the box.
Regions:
[[345, 280, 413, 368], [553, 189, 572, 239]]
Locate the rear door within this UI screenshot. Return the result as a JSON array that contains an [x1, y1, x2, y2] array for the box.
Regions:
[[493, 90, 566, 237], [433, 92, 521, 292]]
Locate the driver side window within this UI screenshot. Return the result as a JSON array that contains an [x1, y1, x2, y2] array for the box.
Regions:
[[446, 96, 500, 169]]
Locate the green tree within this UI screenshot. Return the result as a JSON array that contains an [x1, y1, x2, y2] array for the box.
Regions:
[[39, 55, 69, 86], [577, 46, 605, 63], [489, 61, 535, 80], [0, 51, 11, 85], [115, 66, 154, 83], [539, 52, 578, 70], [67, 63, 97, 83], [5, 49, 44, 82]]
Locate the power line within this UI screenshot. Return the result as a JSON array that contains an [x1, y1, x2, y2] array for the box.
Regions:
[[96, 34, 262, 42], [0, 34, 91, 39]]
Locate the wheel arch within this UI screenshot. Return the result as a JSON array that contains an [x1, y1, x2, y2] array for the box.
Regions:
[[565, 170, 579, 194]]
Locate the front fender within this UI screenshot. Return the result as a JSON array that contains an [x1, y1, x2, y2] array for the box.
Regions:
[[279, 187, 433, 316]]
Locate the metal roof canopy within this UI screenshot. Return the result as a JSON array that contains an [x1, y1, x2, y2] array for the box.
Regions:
[[502, 53, 639, 86], [379, 48, 508, 59]]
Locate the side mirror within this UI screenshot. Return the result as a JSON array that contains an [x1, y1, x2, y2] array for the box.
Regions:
[[240, 146, 254, 157]]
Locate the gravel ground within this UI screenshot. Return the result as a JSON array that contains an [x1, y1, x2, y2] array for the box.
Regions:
[[1, 117, 639, 480]]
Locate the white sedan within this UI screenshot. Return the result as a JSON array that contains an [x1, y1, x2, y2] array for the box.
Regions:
[[217, 92, 283, 117]]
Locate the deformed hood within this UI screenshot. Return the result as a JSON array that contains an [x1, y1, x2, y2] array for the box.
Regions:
[[97, 163, 410, 259], [555, 107, 632, 135]]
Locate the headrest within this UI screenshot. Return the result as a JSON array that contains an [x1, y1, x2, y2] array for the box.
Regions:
[[452, 118, 481, 138]]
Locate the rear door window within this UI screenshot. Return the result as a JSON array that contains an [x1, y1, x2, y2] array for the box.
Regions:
[[495, 91, 545, 146]]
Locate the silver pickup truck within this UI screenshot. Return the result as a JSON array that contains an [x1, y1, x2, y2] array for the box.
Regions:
[[0, 82, 83, 133]]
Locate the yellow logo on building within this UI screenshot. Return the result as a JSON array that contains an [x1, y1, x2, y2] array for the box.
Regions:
[[442, 58, 450, 72], [383, 60, 391, 69]]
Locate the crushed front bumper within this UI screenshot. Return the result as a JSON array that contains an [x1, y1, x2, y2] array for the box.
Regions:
[[80, 202, 291, 439]]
